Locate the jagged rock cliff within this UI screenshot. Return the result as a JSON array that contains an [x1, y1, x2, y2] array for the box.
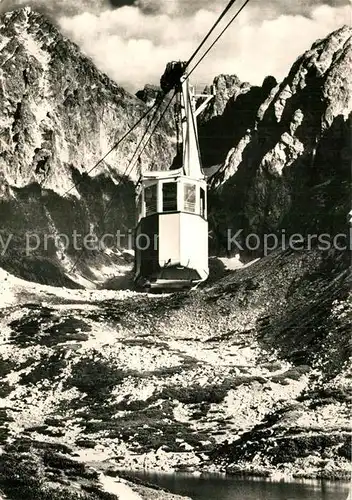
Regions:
[[206, 26, 351, 254], [198, 73, 276, 171], [0, 7, 175, 285], [0, 7, 175, 191], [136, 84, 161, 107]]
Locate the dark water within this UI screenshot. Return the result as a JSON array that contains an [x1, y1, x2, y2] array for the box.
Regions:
[[129, 471, 351, 500]]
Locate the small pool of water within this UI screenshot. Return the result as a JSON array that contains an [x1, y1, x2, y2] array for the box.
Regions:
[[129, 471, 351, 500]]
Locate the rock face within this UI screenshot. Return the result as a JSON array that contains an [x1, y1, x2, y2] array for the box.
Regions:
[[198, 74, 276, 168], [0, 7, 175, 284], [201, 74, 251, 121], [136, 84, 161, 107], [0, 7, 174, 191], [207, 26, 351, 254]]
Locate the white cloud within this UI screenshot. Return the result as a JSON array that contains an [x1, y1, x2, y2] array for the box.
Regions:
[[1, 0, 349, 90], [59, 3, 351, 92], [136, 0, 349, 17], [0, 0, 107, 17]]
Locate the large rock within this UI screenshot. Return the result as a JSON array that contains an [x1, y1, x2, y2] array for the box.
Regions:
[[136, 84, 162, 107]]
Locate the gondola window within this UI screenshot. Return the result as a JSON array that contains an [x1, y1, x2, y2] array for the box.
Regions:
[[162, 182, 178, 212], [145, 184, 157, 216], [184, 183, 196, 213]]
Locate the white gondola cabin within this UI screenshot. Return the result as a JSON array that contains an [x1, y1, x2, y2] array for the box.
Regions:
[[134, 62, 214, 290]]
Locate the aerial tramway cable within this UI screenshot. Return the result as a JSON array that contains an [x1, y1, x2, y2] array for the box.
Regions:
[[63, 98, 163, 196], [128, 91, 178, 181], [67, 93, 174, 275], [65, 0, 250, 198], [185, 0, 240, 70], [186, 0, 252, 79], [100, 92, 177, 220], [96, 91, 177, 231], [125, 97, 168, 179]]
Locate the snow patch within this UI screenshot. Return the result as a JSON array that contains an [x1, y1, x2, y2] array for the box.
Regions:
[[20, 31, 50, 67], [0, 36, 11, 52], [0, 265, 142, 310], [98, 473, 143, 500], [219, 256, 261, 270], [173, 402, 190, 423]]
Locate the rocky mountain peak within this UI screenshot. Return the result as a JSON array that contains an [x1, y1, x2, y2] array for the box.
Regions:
[[258, 25, 352, 128], [200, 73, 251, 123], [0, 7, 176, 283], [198, 73, 277, 168], [0, 7, 175, 196], [207, 25, 351, 252]]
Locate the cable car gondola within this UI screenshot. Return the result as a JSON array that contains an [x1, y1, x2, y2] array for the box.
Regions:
[[134, 62, 214, 291]]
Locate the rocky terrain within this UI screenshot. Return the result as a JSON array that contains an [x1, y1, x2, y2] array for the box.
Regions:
[[0, 7, 176, 189], [0, 247, 350, 499], [0, 6, 351, 500]]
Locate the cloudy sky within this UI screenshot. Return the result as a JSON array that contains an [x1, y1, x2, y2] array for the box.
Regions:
[[1, 0, 350, 91]]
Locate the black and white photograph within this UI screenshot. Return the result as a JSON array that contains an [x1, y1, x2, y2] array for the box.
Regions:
[[0, 0, 351, 499]]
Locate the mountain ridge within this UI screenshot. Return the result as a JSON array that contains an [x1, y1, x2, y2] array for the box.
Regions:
[[0, 6, 176, 193], [0, 10, 351, 500], [206, 24, 351, 255]]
